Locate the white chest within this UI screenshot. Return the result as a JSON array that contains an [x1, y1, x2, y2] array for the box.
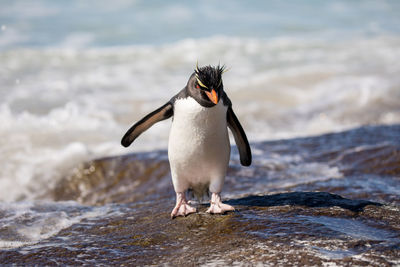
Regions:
[[169, 97, 228, 145], [168, 97, 230, 186]]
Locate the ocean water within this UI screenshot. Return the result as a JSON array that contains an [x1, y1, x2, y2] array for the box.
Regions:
[[0, 0, 400, 260]]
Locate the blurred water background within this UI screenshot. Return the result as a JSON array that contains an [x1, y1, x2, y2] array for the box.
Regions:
[[0, 0, 399, 258]]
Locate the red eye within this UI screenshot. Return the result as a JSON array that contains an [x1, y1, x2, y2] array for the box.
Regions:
[[196, 84, 200, 89]]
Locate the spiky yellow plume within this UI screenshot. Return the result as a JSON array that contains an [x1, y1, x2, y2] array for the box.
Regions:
[[196, 77, 208, 88]]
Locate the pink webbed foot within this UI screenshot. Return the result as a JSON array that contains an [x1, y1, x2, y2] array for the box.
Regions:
[[171, 192, 197, 218], [206, 192, 235, 214]]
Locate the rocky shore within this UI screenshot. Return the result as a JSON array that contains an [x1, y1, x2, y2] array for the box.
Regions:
[[1, 125, 399, 265]]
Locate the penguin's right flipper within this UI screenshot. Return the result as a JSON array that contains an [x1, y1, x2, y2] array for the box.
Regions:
[[121, 102, 173, 147]]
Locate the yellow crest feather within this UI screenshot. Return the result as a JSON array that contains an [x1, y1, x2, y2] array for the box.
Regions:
[[196, 77, 208, 88]]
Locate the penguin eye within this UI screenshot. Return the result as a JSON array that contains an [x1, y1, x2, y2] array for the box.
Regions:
[[196, 77, 208, 90], [196, 83, 207, 90]]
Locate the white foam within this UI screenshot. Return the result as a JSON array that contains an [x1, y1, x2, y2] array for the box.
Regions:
[[0, 103, 125, 201], [0, 36, 399, 201], [0, 201, 113, 249]]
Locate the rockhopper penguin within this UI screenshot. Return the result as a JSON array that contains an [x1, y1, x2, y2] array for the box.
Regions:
[[121, 64, 252, 218]]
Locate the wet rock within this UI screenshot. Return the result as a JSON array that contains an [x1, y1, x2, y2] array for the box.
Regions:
[[52, 151, 172, 205], [1, 125, 399, 265], [227, 191, 381, 212], [0, 192, 398, 266]]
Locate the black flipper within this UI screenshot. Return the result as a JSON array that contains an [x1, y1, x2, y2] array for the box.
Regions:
[[121, 102, 173, 147], [227, 106, 252, 166]]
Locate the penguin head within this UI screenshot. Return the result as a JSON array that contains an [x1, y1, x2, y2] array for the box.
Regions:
[[187, 64, 225, 107]]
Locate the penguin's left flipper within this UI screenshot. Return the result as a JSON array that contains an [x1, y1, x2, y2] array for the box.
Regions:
[[227, 106, 252, 166], [121, 102, 173, 147]]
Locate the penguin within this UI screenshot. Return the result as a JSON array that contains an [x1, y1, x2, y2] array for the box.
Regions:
[[121, 64, 251, 218]]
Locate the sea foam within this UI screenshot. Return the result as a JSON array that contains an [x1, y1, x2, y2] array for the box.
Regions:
[[0, 36, 399, 202], [0, 201, 114, 249]]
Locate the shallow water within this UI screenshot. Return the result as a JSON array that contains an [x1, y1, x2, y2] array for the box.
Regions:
[[0, 125, 399, 265]]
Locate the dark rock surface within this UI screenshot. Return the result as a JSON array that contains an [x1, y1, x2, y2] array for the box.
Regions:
[[1, 125, 399, 265], [1, 193, 398, 266]]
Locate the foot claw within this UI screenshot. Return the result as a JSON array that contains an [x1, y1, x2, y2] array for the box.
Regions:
[[206, 193, 235, 214], [171, 204, 196, 218], [171, 192, 197, 218]]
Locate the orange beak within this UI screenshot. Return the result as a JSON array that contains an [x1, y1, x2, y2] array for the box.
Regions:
[[205, 89, 218, 104]]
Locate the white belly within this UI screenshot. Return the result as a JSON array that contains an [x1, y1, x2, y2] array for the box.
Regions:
[[168, 97, 230, 193]]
